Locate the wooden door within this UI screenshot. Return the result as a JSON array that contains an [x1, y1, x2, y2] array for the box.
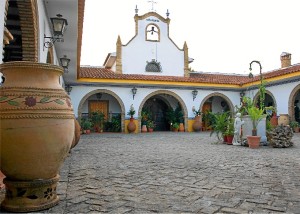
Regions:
[[202, 102, 212, 130], [89, 100, 109, 120]]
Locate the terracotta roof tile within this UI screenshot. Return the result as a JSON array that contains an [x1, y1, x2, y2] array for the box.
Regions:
[[79, 64, 300, 86]]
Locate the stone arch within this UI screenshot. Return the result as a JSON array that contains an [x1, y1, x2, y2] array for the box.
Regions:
[[199, 92, 234, 115], [253, 90, 277, 109], [138, 90, 188, 132], [77, 89, 126, 132], [288, 84, 300, 121]]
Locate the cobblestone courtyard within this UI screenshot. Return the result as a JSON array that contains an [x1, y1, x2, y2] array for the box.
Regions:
[[1, 132, 300, 213]]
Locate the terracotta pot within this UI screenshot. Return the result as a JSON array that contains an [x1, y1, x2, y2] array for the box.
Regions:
[[127, 117, 136, 133], [247, 136, 261, 149], [179, 122, 185, 132], [71, 119, 81, 149], [223, 135, 228, 143], [226, 135, 234, 145], [0, 62, 74, 212], [148, 128, 154, 132], [294, 127, 300, 133], [278, 114, 289, 126], [270, 113, 278, 127], [141, 124, 148, 132], [192, 115, 202, 132]]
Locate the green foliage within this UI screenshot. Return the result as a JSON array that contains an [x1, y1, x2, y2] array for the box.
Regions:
[[225, 117, 234, 136], [172, 122, 179, 129], [81, 118, 93, 130], [235, 96, 254, 116], [141, 108, 151, 124], [90, 111, 105, 127], [209, 111, 229, 142], [258, 79, 266, 110], [104, 115, 121, 132], [202, 110, 215, 129], [166, 105, 183, 125], [248, 106, 264, 133], [147, 120, 155, 128], [127, 104, 136, 117], [290, 121, 299, 128]]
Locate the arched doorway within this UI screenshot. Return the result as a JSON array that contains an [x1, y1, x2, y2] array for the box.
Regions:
[[139, 90, 188, 132], [78, 89, 125, 133], [143, 96, 169, 131], [288, 84, 300, 123], [253, 90, 277, 109], [199, 93, 234, 131]]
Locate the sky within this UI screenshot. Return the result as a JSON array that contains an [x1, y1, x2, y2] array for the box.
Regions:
[[81, 0, 300, 75]]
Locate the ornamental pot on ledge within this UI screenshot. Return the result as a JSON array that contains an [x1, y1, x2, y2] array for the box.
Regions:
[[0, 62, 75, 212]]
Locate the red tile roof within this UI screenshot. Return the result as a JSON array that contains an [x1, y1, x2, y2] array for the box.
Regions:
[[79, 64, 300, 86]]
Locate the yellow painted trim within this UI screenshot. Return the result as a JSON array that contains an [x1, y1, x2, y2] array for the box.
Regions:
[[242, 71, 300, 88], [78, 78, 241, 88]]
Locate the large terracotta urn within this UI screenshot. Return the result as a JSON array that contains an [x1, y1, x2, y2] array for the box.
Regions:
[[127, 117, 136, 133], [278, 114, 289, 126], [192, 115, 202, 132], [0, 62, 75, 212]]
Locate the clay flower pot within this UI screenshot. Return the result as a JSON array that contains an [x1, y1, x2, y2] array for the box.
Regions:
[[0, 62, 75, 212], [247, 136, 261, 149], [127, 117, 136, 133], [193, 115, 202, 132]]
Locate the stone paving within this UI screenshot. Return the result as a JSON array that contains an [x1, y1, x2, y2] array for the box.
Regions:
[[1, 132, 300, 213]]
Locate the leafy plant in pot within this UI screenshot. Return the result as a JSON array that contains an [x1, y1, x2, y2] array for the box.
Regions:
[[225, 117, 234, 145], [290, 121, 299, 133], [91, 111, 105, 132], [147, 120, 155, 132], [81, 118, 93, 134], [247, 106, 264, 148], [209, 111, 229, 143]]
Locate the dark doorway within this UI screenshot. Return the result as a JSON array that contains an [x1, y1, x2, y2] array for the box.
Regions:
[[143, 97, 169, 131]]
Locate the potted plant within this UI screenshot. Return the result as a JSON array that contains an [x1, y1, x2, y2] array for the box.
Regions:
[[81, 118, 92, 134], [91, 111, 105, 132], [209, 111, 229, 143], [247, 106, 265, 148], [192, 106, 202, 132], [172, 122, 179, 132], [290, 121, 299, 133], [147, 120, 155, 132], [225, 117, 234, 145], [127, 104, 136, 133], [141, 108, 151, 132]]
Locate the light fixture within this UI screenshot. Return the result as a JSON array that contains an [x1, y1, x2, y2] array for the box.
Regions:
[[131, 87, 137, 100], [60, 55, 70, 73], [44, 14, 68, 48], [65, 84, 72, 95], [96, 93, 102, 100], [192, 90, 198, 101], [135, 5, 138, 14]]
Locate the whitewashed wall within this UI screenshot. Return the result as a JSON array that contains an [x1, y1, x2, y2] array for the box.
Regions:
[[122, 15, 184, 76], [70, 86, 242, 119]]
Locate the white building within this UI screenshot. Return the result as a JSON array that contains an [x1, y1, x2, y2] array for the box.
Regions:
[[0, 1, 299, 134]]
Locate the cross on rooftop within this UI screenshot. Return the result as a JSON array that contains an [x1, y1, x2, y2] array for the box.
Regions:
[[148, 0, 157, 12]]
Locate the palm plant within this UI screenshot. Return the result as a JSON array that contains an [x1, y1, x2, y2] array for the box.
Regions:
[[210, 111, 229, 143], [248, 106, 264, 136]]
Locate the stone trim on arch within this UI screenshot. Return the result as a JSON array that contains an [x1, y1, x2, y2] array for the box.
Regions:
[[288, 84, 300, 121], [77, 89, 126, 132], [17, 0, 39, 62], [199, 92, 235, 115], [138, 90, 188, 132], [253, 90, 277, 109]]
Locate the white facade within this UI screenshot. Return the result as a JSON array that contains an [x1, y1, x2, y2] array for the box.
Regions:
[[122, 13, 185, 76]]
